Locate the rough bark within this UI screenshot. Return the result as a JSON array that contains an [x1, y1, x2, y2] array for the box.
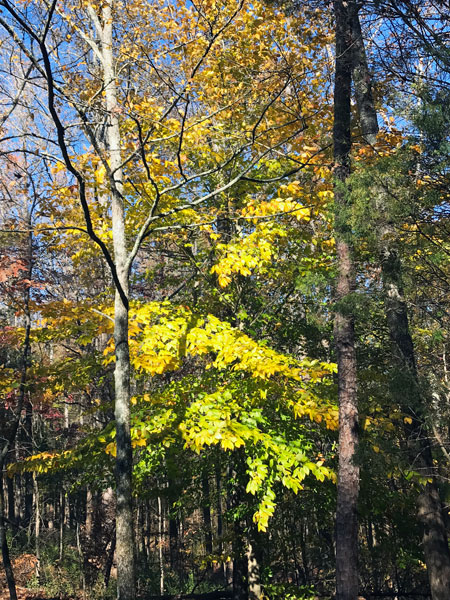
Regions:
[[350, 12, 378, 145], [333, 2, 359, 600]]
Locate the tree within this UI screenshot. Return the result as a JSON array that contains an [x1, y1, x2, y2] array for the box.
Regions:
[[348, 4, 450, 597], [332, 2, 359, 599], [0, 1, 333, 598]]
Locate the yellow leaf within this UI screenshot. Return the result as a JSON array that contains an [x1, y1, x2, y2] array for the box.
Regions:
[[95, 165, 106, 185]]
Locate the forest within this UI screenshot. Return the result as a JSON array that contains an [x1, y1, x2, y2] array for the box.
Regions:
[[0, 1, 450, 599]]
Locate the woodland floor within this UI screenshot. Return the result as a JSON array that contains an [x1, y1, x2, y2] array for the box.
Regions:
[[1, 554, 236, 599], [0, 554, 51, 600]]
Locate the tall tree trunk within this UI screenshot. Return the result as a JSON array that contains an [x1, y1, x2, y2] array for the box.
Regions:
[[34, 475, 41, 583], [333, 2, 359, 600], [381, 246, 450, 600], [6, 475, 15, 530], [86, 487, 93, 537], [350, 12, 378, 146], [59, 489, 65, 562], [158, 495, 165, 596], [232, 532, 248, 600], [0, 469, 17, 600], [350, 9, 450, 598], [22, 398, 33, 527], [0, 220, 33, 600], [229, 454, 248, 600], [247, 540, 261, 600], [98, 2, 135, 598], [202, 473, 213, 557]]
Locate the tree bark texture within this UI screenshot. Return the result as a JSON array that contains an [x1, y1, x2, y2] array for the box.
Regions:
[[99, 2, 135, 598], [350, 12, 378, 146], [333, 2, 359, 600]]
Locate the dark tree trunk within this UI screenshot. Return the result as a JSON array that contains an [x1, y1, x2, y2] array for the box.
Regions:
[[104, 527, 117, 589], [350, 12, 378, 145], [0, 223, 32, 599], [381, 247, 450, 600], [202, 473, 213, 557], [232, 538, 248, 600], [0, 463, 18, 600], [169, 516, 179, 569], [349, 8, 450, 598], [333, 2, 359, 600], [228, 455, 248, 600], [22, 399, 33, 527], [6, 475, 16, 530]]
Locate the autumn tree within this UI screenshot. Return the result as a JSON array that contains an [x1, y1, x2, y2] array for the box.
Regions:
[[0, 1, 334, 598]]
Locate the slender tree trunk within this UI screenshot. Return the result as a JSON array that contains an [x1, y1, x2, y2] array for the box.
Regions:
[[333, 2, 359, 599], [232, 534, 248, 600], [0, 225, 32, 599], [229, 454, 248, 600], [158, 495, 165, 596], [59, 489, 65, 562], [105, 527, 117, 589], [23, 398, 33, 527], [169, 515, 178, 570], [247, 541, 261, 600], [202, 473, 213, 557], [6, 475, 15, 530], [0, 465, 17, 600], [76, 522, 87, 600], [98, 2, 135, 598], [214, 465, 226, 584], [34, 474, 41, 583], [86, 487, 93, 537]]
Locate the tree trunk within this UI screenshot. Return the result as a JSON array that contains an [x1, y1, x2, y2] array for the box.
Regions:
[[6, 475, 15, 530], [232, 539, 248, 600], [23, 398, 33, 527], [202, 473, 213, 557], [381, 246, 450, 600], [105, 527, 117, 589], [34, 474, 41, 583], [59, 489, 65, 562], [86, 487, 93, 537], [349, 8, 450, 598], [350, 12, 378, 146], [229, 454, 248, 600], [333, 3, 359, 600], [98, 2, 135, 598], [158, 495, 165, 596], [247, 541, 261, 600], [0, 463, 18, 600], [0, 230, 32, 599]]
